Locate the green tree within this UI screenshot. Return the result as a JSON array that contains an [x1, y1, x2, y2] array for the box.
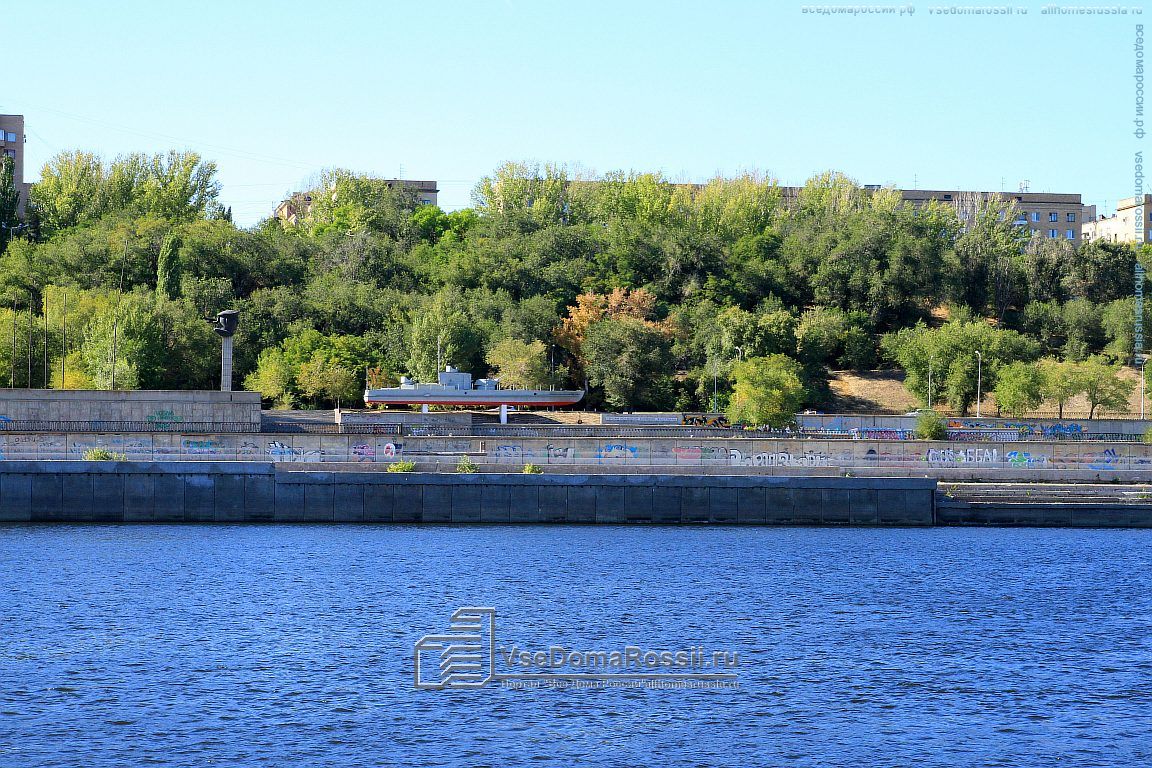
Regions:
[[993, 361, 1044, 418], [726, 354, 807, 427], [245, 347, 296, 407], [155, 233, 183, 301], [881, 321, 1039, 413], [296, 355, 360, 408], [0, 156, 20, 253], [582, 317, 674, 410], [485, 337, 551, 389], [1079, 356, 1135, 418], [1037, 358, 1085, 419]]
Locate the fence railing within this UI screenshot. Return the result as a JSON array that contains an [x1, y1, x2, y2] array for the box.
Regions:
[[0, 420, 261, 434]]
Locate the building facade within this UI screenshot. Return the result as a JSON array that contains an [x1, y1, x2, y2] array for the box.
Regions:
[[898, 189, 1089, 246], [0, 114, 30, 213], [1083, 195, 1152, 245]]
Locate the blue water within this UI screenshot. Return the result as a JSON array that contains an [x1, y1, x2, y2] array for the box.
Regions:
[[0, 525, 1150, 767]]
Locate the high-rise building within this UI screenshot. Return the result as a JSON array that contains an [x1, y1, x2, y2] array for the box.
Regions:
[[0, 114, 29, 213]]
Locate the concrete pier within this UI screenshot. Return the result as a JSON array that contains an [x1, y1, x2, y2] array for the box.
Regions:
[[0, 462, 937, 525], [3, 463, 1151, 526]]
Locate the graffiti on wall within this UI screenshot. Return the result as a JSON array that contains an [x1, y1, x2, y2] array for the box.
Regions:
[[596, 443, 639, 461], [147, 409, 182, 425], [1005, 450, 1048, 468], [729, 449, 834, 467], [266, 441, 323, 462], [925, 447, 999, 464]]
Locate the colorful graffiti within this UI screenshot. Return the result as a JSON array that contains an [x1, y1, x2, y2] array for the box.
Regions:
[[681, 414, 730, 428], [1005, 450, 1048, 468], [596, 443, 639, 461]]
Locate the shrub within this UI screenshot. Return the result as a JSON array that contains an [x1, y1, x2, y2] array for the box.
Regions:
[[1143, 427, 1152, 445], [914, 411, 947, 441], [456, 456, 479, 473], [386, 460, 416, 473], [83, 448, 127, 461], [522, 463, 543, 474]]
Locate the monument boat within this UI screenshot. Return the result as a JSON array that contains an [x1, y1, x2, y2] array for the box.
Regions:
[[364, 366, 584, 422]]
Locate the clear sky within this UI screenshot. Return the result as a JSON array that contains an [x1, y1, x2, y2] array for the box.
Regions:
[[1, 1, 1143, 225]]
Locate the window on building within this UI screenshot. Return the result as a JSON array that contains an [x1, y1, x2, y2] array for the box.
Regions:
[[1066, 229, 1075, 239], [1032, 229, 1039, 237], [1031, 212, 1040, 222], [1049, 212, 1058, 222], [1066, 213, 1076, 222], [2, 132, 15, 142], [1048, 229, 1058, 238], [2, 149, 14, 159]]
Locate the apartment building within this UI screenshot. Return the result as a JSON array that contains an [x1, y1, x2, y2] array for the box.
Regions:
[[275, 179, 439, 224], [0, 114, 30, 213], [1083, 195, 1152, 245], [769, 184, 1090, 245], [898, 189, 1089, 245]]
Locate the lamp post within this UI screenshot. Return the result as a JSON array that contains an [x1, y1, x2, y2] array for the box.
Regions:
[[212, 310, 240, 392], [927, 360, 933, 409], [1141, 356, 1149, 420], [975, 351, 983, 418]]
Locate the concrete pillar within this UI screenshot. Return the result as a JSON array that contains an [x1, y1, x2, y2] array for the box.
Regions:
[[500, 403, 508, 424], [220, 336, 233, 392]]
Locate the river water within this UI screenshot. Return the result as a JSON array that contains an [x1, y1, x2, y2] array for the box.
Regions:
[[0, 524, 1150, 767]]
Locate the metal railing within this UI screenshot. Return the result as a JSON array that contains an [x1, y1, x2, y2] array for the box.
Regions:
[[0, 420, 261, 434]]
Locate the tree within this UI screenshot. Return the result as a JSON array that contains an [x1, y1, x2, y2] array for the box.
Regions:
[[245, 347, 296, 407], [155, 233, 183, 301], [408, 291, 484, 381], [582, 317, 674, 410], [1079, 356, 1135, 419], [485, 338, 551, 389], [297, 355, 360, 408], [881, 321, 1040, 413], [1037, 359, 1085, 419], [993, 361, 1044, 418], [0, 156, 20, 253], [726, 354, 807, 427]]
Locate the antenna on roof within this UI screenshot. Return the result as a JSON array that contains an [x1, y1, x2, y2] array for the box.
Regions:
[[1019, 180, 1030, 193]]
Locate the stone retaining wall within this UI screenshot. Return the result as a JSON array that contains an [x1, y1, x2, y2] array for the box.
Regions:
[[0, 463, 937, 525]]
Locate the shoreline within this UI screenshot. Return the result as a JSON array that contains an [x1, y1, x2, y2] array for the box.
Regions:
[[0, 462, 1150, 527]]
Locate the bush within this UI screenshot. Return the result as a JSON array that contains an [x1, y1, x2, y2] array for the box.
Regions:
[[83, 448, 127, 461], [522, 463, 543, 474], [386, 460, 416, 473], [456, 456, 479, 473], [914, 411, 947, 441], [1143, 427, 1152, 445]]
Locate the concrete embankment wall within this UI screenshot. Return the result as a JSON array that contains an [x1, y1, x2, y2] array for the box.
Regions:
[[0, 390, 261, 427], [0, 463, 937, 525], [3, 432, 1152, 481]]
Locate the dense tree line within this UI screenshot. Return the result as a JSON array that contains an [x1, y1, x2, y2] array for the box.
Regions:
[[0, 153, 1145, 421]]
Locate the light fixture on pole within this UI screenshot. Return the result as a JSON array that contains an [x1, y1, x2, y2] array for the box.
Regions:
[[975, 351, 983, 418], [212, 310, 240, 392], [1141, 356, 1149, 420]]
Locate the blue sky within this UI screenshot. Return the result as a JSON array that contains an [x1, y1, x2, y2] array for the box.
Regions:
[[1, 1, 1142, 225]]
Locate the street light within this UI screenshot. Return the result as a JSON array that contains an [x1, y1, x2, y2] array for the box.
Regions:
[[1140, 356, 1149, 420], [927, 360, 933, 409], [975, 351, 983, 418]]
